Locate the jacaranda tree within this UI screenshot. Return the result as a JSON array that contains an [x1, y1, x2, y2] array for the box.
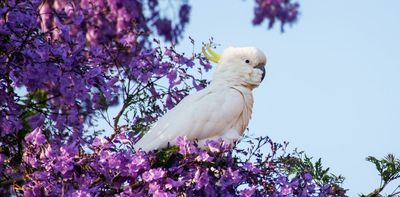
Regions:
[[0, 0, 358, 196]]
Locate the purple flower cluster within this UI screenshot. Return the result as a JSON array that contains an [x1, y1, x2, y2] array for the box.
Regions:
[[39, 0, 191, 45], [253, 0, 300, 32], [19, 131, 345, 196], [0, 0, 206, 193], [0, 0, 198, 135]]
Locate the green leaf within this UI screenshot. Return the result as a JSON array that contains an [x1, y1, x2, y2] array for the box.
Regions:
[[366, 156, 383, 174], [154, 146, 181, 167]]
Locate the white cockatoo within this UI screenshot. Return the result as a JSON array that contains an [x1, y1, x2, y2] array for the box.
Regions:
[[133, 46, 267, 151]]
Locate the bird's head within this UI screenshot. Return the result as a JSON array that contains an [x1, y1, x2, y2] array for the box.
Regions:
[[203, 46, 267, 88]]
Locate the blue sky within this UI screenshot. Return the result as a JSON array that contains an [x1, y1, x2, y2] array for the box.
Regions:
[[175, 0, 400, 195]]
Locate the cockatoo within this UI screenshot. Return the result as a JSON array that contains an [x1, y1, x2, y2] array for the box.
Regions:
[[133, 46, 267, 151]]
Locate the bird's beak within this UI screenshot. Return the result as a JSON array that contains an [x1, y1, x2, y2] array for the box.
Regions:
[[202, 47, 221, 63], [255, 64, 266, 81]]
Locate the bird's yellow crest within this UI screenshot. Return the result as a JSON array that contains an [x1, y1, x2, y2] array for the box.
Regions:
[[202, 47, 221, 63]]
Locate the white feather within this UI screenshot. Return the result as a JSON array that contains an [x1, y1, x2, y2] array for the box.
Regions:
[[133, 85, 245, 151]]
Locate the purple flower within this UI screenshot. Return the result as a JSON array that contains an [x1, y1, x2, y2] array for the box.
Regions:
[[113, 133, 132, 144], [194, 168, 209, 190], [142, 168, 166, 182], [176, 136, 191, 155], [195, 151, 213, 162], [28, 114, 45, 129], [72, 190, 92, 197], [280, 185, 293, 195], [204, 138, 230, 153], [239, 186, 257, 197], [302, 172, 313, 182], [153, 19, 173, 42], [276, 175, 290, 187], [54, 144, 76, 175], [153, 190, 170, 197], [25, 127, 46, 146], [127, 151, 149, 174], [167, 70, 177, 86], [199, 58, 212, 72], [85, 67, 102, 79], [242, 162, 261, 173], [165, 95, 174, 110], [0, 154, 4, 164], [40, 144, 53, 158], [148, 183, 161, 194], [179, 56, 194, 68], [165, 178, 183, 190], [320, 184, 333, 195], [92, 138, 108, 149], [219, 167, 242, 189], [255, 0, 299, 32], [192, 79, 206, 91]]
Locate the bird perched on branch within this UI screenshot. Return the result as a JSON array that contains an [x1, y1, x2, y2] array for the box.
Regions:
[[133, 46, 267, 151]]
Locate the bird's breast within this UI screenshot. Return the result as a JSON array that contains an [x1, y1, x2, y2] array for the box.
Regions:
[[230, 86, 254, 134]]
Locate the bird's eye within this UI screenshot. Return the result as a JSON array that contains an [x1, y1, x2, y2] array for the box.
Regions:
[[245, 59, 250, 64]]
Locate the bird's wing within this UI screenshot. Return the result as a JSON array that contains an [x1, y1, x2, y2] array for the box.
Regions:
[[133, 86, 245, 151]]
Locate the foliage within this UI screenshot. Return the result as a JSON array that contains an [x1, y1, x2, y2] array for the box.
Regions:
[[279, 149, 345, 192], [361, 154, 400, 197]]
